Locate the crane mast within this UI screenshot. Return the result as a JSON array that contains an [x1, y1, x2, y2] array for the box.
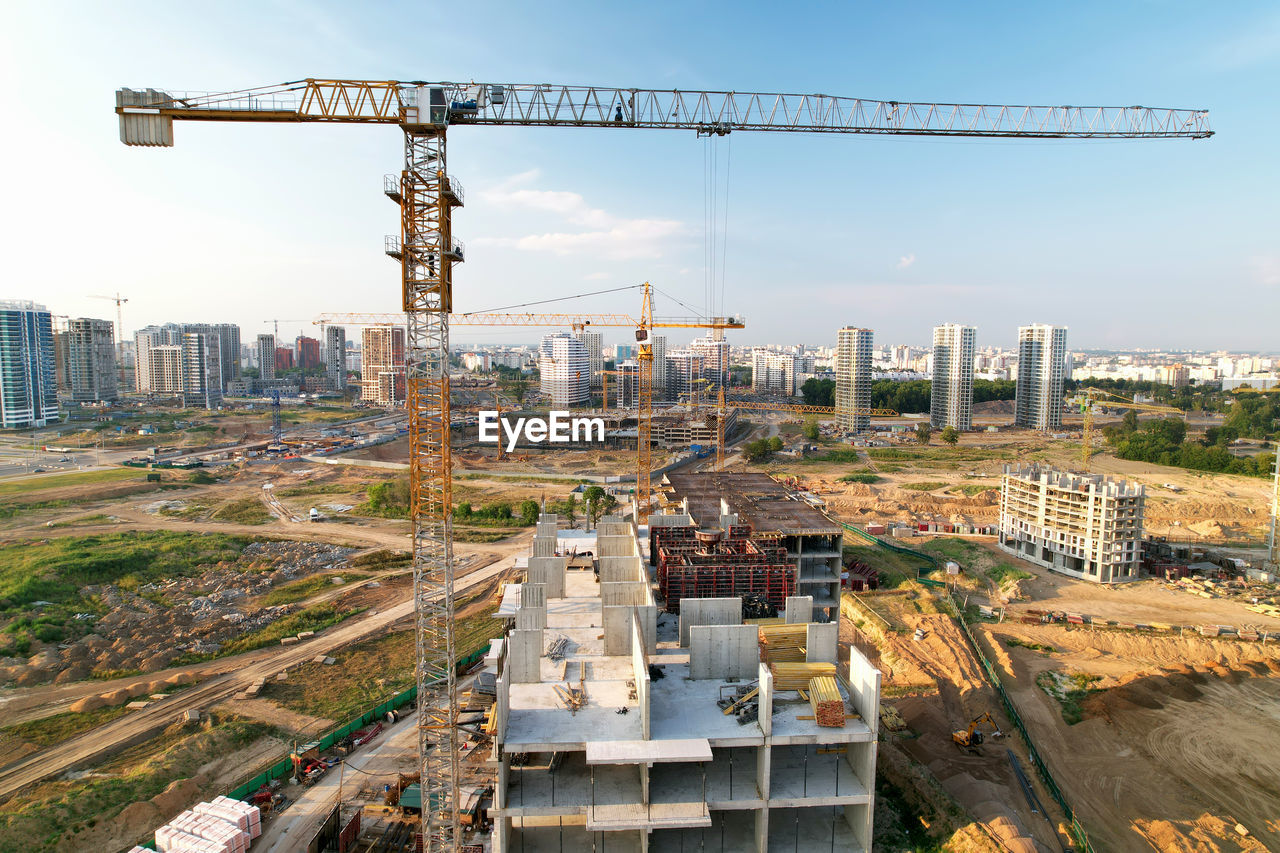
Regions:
[[115, 78, 1211, 853]]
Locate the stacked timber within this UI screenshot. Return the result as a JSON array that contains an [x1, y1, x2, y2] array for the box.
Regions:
[[808, 676, 845, 727], [758, 624, 808, 663], [770, 662, 836, 690]]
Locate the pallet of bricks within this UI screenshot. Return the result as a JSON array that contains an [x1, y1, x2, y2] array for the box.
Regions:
[[141, 796, 261, 853]]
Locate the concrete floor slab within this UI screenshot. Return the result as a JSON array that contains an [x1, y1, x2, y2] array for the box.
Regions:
[[647, 661, 765, 746]]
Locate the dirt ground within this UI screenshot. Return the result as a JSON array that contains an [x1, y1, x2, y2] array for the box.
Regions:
[[768, 425, 1273, 545], [978, 620, 1280, 851]]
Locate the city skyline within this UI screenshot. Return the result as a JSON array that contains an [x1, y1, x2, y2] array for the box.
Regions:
[[4, 3, 1279, 349]]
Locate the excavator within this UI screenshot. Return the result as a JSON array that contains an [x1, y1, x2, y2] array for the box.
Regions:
[[952, 712, 1004, 752]]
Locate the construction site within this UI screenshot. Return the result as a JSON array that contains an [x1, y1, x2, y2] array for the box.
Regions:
[[4, 33, 1280, 853]]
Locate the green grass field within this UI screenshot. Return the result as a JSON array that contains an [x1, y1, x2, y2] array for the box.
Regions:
[[210, 497, 272, 525], [0, 467, 145, 497]]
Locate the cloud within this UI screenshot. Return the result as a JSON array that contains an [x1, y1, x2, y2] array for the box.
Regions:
[[896, 254, 916, 270], [475, 176, 685, 259]]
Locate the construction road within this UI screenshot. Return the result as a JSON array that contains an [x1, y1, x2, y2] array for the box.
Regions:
[[0, 548, 518, 800]]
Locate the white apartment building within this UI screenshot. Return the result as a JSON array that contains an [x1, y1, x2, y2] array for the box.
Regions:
[[181, 332, 223, 409], [576, 329, 604, 389], [665, 350, 704, 403], [998, 464, 1144, 583], [835, 327, 873, 432], [0, 300, 59, 428], [538, 332, 590, 406], [255, 334, 276, 382], [751, 349, 802, 396], [930, 324, 975, 431], [690, 335, 729, 389], [1014, 324, 1068, 430]]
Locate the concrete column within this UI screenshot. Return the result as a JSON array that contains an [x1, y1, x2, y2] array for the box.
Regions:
[[784, 595, 813, 624]]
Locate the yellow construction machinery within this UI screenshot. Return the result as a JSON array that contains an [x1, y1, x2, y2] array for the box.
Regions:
[[1078, 387, 1184, 469], [116, 79, 1209, 852], [952, 711, 1004, 751]]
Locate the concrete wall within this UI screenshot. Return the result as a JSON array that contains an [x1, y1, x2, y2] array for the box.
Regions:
[[784, 595, 814, 624], [604, 604, 657, 655], [515, 607, 546, 630], [630, 611, 651, 740], [757, 661, 774, 738], [599, 555, 642, 582], [599, 518, 632, 536], [597, 534, 635, 558], [689, 624, 759, 680], [601, 581, 649, 606], [846, 647, 881, 737], [805, 622, 838, 663], [508, 628, 543, 683], [526, 556, 566, 598], [678, 597, 742, 647], [520, 583, 546, 609], [532, 536, 556, 558]]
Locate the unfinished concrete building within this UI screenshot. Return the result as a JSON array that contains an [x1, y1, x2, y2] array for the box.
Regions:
[[998, 463, 1144, 583], [660, 473, 843, 620], [491, 515, 881, 852], [652, 524, 795, 615]]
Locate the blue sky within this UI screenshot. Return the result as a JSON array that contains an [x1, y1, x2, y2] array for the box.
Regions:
[[4, 1, 1277, 351]]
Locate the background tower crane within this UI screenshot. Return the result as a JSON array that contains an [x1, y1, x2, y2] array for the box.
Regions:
[[1077, 387, 1185, 469], [89, 292, 129, 387], [115, 79, 1210, 852]]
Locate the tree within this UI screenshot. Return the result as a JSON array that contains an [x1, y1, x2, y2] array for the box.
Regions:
[[940, 426, 959, 446], [802, 419, 820, 441], [519, 499, 540, 525], [800, 377, 836, 407], [1121, 409, 1140, 434], [915, 423, 932, 445], [743, 439, 771, 463], [565, 493, 577, 529], [767, 436, 783, 452], [584, 485, 606, 527]]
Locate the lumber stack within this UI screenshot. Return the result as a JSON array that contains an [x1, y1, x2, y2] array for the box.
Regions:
[[808, 676, 845, 727], [759, 624, 809, 663], [770, 662, 836, 691]]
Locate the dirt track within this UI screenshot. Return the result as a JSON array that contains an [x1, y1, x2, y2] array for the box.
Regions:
[[0, 537, 526, 800]]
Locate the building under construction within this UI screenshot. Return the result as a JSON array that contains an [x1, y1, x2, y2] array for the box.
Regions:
[[658, 472, 845, 620], [492, 515, 881, 852]]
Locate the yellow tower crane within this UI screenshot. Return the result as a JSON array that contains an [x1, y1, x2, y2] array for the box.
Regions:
[[117, 79, 1210, 852], [1078, 387, 1185, 469]]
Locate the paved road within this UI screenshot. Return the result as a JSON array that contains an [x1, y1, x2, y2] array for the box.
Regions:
[[0, 555, 515, 799]]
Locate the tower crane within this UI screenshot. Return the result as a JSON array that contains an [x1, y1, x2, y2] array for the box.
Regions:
[[115, 78, 1210, 852], [1077, 387, 1185, 469]]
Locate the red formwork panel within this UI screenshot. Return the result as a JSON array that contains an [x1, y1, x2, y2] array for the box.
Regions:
[[653, 524, 795, 613]]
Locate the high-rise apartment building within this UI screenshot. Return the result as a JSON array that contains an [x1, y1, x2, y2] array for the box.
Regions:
[[275, 348, 294, 371], [930, 324, 975, 431], [999, 464, 1144, 583], [0, 301, 58, 428], [538, 332, 589, 406], [665, 350, 704, 402], [256, 334, 276, 382], [361, 326, 406, 405], [751, 349, 802, 396], [181, 332, 223, 409], [296, 335, 321, 370], [63, 318, 118, 404], [208, 324, 240, 388], [137, 330, 221, 408], [651, 334, 668, 396], [690, 334, 729, 389], [575, 329, 604, 389], [324, 326, 347, 391], [1014, 324, 1068, 430], [835, 327, 873, 432]]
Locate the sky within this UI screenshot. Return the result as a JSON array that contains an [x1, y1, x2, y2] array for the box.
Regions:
[[3, 1, 1278, 352]]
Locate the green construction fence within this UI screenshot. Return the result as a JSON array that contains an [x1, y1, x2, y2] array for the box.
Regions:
[[225, 642, 490, 802]]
